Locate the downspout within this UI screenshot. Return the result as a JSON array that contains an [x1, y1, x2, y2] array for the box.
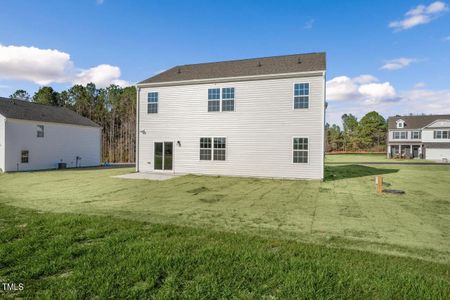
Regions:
[[136, 86, 140, 172]]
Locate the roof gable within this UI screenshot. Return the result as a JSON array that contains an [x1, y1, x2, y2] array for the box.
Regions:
[[0, 97, 100, 128], [138, 52, 326, 85], [388, 114, 450, 129]]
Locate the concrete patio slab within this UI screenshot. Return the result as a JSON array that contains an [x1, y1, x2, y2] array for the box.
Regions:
[[112, 172, 180, 181]]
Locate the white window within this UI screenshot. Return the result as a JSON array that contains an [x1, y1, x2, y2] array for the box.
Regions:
[[37, 125, 44, 138], [200, 138, 212, 160], [293, 137, 308, 163], [208, 89, 220, 112], [434, 130, 450, 139], [411, 131, 421, 139], [208, 88, 234, 112], [294, 83, 309, 109], [393, 131, 407, 139], [396, 120, 405, 128], [200, 137, 226, 160], [21, 150, 29, 163], [147, 92, 158, 113]]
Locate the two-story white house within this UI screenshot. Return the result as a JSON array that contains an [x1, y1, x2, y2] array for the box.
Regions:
[[136, 53, 326, 179], [387, 114, 450, 161], [0, 97, 101, 172]]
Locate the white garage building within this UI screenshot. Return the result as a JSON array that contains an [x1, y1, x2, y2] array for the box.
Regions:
[[0, 97, 101, 172]]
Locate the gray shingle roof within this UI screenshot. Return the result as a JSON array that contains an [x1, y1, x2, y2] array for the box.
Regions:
[[139, 52, 326, 84], [388, 114, 450, 129], [0, 97, 100, 128]]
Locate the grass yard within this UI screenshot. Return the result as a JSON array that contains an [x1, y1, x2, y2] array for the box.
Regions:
[[0, 164, 449, 298], [1, 204, 449, 299], [325, 153, 433, 163]]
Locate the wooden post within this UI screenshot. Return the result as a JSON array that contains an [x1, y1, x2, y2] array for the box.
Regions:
[[376, 176, 383, 193]]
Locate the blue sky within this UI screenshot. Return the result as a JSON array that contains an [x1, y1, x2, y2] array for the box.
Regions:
[[0, 0, 449, 125]]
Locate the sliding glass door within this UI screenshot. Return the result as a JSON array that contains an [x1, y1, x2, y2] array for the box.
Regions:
[[154, 142, 173, 171]]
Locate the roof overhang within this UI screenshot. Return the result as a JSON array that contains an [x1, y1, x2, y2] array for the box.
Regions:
[[136, 70, 326, 88]]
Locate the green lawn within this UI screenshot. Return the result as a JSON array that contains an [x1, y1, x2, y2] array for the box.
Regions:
[[325, 153, 434, 163], [1, 204, 449, 299], [0, 165, 449, 298]]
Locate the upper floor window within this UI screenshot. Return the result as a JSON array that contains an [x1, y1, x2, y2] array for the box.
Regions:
[[411, 131, 421, 139], [434, 130, 450, 139], [199, 137, 226, 160], [208, 88, 235, 112], [147, 92, 158, 113], [208, 89, 220, 112], [393, 131, 408, 139], [294, 83, 309, 109], [293, 137, 308, 163], [37, 125, 44, 138], [396, 120, 405, 128]]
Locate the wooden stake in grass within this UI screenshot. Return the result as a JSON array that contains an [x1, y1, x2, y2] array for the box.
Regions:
[[375, 176, 383, 193]]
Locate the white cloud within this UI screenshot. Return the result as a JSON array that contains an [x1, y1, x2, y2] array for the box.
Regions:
[[73, 64, 128, 87], [0, 44, 128, 88], [381, 57, 416, 70], [0, 44, 72, 85], [389, 1, 448, 31], [399, 88, 450, 113], [327, 74, 398, 104]]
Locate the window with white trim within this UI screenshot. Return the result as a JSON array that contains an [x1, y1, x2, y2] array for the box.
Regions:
[[200, 137, 226, 160], [294, 83, 309, 109], [393, 131, 408, 139], [434, 130, 450, 139], [21, 150, 29, 163], [397, 121, 405, 128], [222, 88, 234, 111], [411, 131, 421, 139], [207, 88, 234, 112], [213, 137, 226, 160], [37, 125, 44, 138], [147, 92, 158, 113], [208, 89, 220, 112], [200, 138, 212, 160], [293, 137, 308, 163]]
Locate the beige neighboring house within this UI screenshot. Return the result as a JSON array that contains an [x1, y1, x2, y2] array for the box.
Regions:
[[387, 114, 450, 161], [0, 97, 101, 172], [135, 53, 326, 179]]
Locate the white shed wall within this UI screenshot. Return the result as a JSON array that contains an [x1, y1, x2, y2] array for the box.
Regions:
[[4, 119, 101, 172], [0, 115, 5, 172], [138, 75, 325, 179]]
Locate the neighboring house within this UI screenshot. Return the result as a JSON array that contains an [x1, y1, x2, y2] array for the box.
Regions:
[[387, 114, 450, 161], [0, 97, 101, 172], [136, 53, 326, 179]]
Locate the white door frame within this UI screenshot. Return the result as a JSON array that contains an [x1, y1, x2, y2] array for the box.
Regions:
[[154, 141, 175, 173]]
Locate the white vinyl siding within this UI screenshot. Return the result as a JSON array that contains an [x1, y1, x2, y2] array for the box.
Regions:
[[3, 119, 101, 172], [138, 74, 325, 180], [0, 115, 5, 172]]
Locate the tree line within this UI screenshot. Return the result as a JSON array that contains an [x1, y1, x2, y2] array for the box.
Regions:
[[326, 111, 387, 152], [10, 85, 136, 163]]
